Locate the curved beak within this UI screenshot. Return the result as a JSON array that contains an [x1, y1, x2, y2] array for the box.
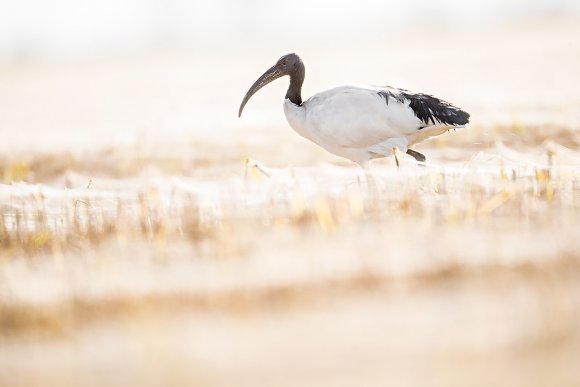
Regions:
[[238, 65, 283, 117]]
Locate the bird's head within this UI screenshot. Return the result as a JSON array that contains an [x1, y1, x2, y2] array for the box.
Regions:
[[238, 53, 303, 117]]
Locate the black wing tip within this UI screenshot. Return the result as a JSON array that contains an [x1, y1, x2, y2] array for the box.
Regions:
[[406, 93, 470, 126], [377, 89, 470, 126], [454, 109, 470, 125]]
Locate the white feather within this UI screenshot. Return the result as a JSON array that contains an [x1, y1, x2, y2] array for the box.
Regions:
[[283, 85, 457, 165]]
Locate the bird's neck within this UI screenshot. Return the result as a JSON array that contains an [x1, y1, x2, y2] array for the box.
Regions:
[[286, 62, 305, 106]]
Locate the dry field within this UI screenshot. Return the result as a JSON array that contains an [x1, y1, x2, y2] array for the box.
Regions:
[[1, 19, 580, 387]]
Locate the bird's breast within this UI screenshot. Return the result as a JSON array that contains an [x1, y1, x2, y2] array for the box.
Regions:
[[283, 99, 312, 141]]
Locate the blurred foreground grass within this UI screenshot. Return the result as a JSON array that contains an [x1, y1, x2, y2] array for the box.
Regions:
[[0, 122, 579, 386]]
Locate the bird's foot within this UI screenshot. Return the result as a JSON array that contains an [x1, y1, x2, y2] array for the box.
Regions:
[[406, 149, 426, 163]]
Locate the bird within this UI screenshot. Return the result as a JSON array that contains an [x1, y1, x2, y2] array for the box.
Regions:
[[238, 53, 469, 167]]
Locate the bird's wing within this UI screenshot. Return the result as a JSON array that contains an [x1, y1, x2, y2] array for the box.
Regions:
[[303, 85, 468, 150], [378, 87, 470, 128]]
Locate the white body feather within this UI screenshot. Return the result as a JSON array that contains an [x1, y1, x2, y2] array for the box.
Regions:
[[283, 84, 460, 165]]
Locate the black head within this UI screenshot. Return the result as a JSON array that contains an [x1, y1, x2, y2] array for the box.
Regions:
[[274, 53, 302, 74], [238, 53, 304, 117]]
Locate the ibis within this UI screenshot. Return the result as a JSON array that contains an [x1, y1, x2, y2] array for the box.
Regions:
[[238, 53, 469, 166]]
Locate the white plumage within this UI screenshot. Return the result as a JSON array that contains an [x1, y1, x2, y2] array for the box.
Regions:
[[284, 84, 462, 165], [239, 54, 469, 166]]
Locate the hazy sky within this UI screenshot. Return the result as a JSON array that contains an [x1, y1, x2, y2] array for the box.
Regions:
[[0, 0, 578, 59]]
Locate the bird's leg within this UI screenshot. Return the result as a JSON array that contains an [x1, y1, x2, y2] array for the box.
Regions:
[[392, 148, 400, 168], [406, 149, 426, 163]]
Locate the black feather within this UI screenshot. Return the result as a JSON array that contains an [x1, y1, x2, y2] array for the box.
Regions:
[[377, 88, 469, 128]]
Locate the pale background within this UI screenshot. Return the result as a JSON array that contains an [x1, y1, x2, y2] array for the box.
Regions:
[[1, 2, 580, 387]]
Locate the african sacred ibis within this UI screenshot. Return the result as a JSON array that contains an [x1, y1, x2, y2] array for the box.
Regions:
[[238, 53, 469, 166]]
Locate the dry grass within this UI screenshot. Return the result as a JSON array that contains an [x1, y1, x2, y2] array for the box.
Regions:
[[1, 122, 578, 386], [0, 129, 577, 256]]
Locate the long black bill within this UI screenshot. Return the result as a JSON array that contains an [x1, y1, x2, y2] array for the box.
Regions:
[[238, 65, 283, 117]]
